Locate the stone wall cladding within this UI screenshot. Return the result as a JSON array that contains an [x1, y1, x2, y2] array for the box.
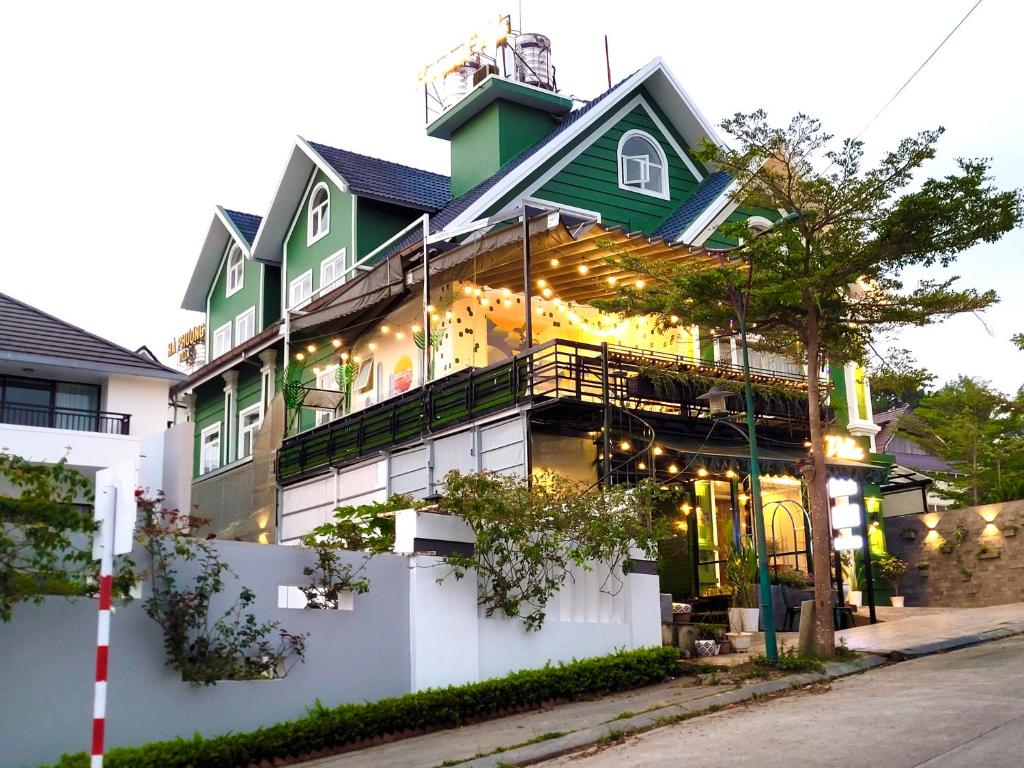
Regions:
[[885, 499, 1024, 607]]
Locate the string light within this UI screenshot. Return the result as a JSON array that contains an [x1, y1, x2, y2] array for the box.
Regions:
[[313, 366, 321, 374], [480, 297, 489, 306], [332, 339, 342, 348], [668, 464, 679, 474], [550, 258, 559, 267], [578, 264, 589, 275], [619, 440, 631, 451], [396, 331, 405, 340], [295, 352, 305, 361], [464, 285, 473, 295], [368, 342, 377, 352], [306, 344, 317, 353], [537, 279, 547, 288], [638, 461, 646, 470], [726, 469, 737, 479], [670, 315, 679, 324], [411, 324, 421, 333], [635, 280, 645, 289], [653, 447, 663, 456], [353, 355, 362, 364], [426, 305, 434, 313], [502, 288, 511, 297], [697, 467, 709, 477], [542, 288, 553, 298], [536, 306, 544, 315], [473, 288, 482, 297], [445, 310, 453, 319], [340, 352, 349, 362], [381, 325, 390, 334], [503, 299, 512, 307], [607, 276, 617, 286]]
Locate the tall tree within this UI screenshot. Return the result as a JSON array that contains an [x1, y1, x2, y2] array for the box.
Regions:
[[868, 348, 936, 413], [898, 377, 1024, 506], [600, 112, 1021, 656]]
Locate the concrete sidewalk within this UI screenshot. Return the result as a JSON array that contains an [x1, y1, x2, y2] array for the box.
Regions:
[[297, 603, 1024, 768]]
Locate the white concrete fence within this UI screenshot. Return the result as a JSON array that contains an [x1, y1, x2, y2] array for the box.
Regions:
[[0, 510, 660, 767]]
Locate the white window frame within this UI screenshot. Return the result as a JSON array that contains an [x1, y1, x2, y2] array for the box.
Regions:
[[200, 423, 221, 475], [237, 403, 262, 460], [617, 129, 669, 200], [211, 322, 232, 359], [289, 269, 313, 309], [319, 248, 347, 295], [354, 356, 374, 392], [225, 245, 245, 297], [235, 307, 256, 346], [307, 182, 330, 246]]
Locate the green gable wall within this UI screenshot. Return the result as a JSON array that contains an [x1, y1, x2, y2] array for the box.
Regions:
[[207, 245, 264, 346], [450, 101, 557, 197], [356, 198, 420, 262], [284, 169, 355, 301], [191, 360, 271, 478]]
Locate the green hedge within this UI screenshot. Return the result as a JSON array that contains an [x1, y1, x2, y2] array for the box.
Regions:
[[45, 646, 679, 768]]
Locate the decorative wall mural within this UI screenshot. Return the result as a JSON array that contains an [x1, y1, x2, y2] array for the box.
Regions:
[[393, 354, 414, 394]]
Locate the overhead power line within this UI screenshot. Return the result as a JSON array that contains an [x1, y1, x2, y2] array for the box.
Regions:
[[854, 0, 984, 140]]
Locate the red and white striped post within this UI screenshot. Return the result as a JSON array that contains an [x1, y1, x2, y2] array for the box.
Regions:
[[91, 485, 116, 768]]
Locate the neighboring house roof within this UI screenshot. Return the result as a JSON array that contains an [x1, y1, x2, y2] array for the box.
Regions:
[[874, 406, 957, 475], [306, 142, 451, 211], [653, 170, 734, 241], [181, 206, 262, 312], [222, 209, 262, 246], [0, 292, 182, 380]]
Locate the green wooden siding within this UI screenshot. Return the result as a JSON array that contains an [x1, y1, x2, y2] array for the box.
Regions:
[[207, 243, 263, 349], [356, 198, 420, 262], [284, 169, 355, 300], [533, 102, 700, 233]]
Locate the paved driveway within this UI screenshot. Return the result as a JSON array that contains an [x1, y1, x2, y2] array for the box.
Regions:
[[538, 635, 1024, 768]]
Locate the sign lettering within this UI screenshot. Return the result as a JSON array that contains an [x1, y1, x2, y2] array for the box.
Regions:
[[824, 434, 865, 461]]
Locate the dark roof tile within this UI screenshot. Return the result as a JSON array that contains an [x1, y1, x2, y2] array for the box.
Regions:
[[222, 209, 262, 246], [306, 143, 451, 211], [653, 171, 733, 240], [0, 293, 180, 379]]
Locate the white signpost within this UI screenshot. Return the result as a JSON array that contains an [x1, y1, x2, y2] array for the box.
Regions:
[[90, 462, 137, 768]]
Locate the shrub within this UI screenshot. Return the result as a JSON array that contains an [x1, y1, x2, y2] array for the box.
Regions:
[[42, 646, 680, 768]]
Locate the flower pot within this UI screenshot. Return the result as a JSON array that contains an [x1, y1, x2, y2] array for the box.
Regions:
[[726, 631, 753, 652], [890, 595, 905, 608], [673, 612, 691, 624], [849, 590, 863, 608], [719, 639, 733, 654], [741, 607, 761, 633], [672, 603, 692, 624], [695, 639, 719, 657], [728, 607, 745, 633]]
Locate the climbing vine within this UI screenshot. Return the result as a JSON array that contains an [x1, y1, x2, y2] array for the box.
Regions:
[[137, 494, 307, 685], [435, 471, 665, 631]]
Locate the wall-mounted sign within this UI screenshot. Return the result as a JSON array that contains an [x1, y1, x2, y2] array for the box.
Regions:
[[168, 324, 205, 364], [830, 503, 861, 530], [833, 534, 863, 552], [824, 434, 866, 461], [827, 478, 860, 499]]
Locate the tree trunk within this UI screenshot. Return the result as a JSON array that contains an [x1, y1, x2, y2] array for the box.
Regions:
[[803, 308, 835, 658]]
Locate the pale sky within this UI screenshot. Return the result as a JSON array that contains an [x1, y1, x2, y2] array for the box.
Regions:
[[2, 1, 1021, 393]]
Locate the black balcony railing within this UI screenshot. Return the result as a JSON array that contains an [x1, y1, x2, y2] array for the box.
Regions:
[[0, 403, 131, 435], [277, 339, 821, 484]]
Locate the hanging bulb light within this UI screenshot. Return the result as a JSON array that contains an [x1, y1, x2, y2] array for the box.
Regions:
[[578, 263, 589, 275], [306, 344, 317, 353], [502, 287, 511, 297], [635, 280, 645, 289], [396, 331, 405, 340], [503, 299, 512, 307], [426, 304, 435, 313], [295, 352, 305, 361], [340, 352, 349, 362], [550, 258, 559, 267], [670, 315, 679, 324], [353, 355, 362, 364], [463, 285, 473, 295], [542, 287, 553, 298], [445, 310, 453, 319], [473, 288, 482, 297], [368, 342, 377, 352], [480, 297, 489, 306], [653, 447, 663, 456], [313, 366, 321, 374], [537, 278, 547, 288], [619, 440, 631, 451], [668, 464, 679, 474], [411, 324, 421, 333], [697, 467, 709, 477], [332, 339, 342, 348], [607, 276, 617, 286], [381, 325, 390, 334]]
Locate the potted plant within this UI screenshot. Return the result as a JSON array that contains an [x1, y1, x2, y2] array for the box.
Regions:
[[672, 602, 692, 624], [849, 556, 865, 608], [877, 553, 909, 607], [726, 543, 760, 632], [694, 623, 721, 657]]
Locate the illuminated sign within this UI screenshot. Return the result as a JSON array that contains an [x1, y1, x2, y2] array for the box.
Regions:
[[827, 478, 859, 498], [419, 16, 511, 84], [833, 534, 863, 552], [830, 503, 861, 530], [167, 324, 205, 364], [824, 434, 865, 461]]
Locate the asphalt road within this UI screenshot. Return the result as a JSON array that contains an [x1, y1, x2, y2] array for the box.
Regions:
[[539, 636, 1024, 768]]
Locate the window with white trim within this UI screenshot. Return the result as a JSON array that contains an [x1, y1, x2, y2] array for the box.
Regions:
[[225, 245, 244, 297], [320, 249, 346, 294], [238, 404, 262, 459], [289, 270, 313, 309], [617, 130, 669, 198], [307, 183, 330, 245], [235, 307, 256, 346], [313, 367, 338, 427], [200, 423, 221, 474], [354, 356, 374, 392], [211, 323, 232, 359]]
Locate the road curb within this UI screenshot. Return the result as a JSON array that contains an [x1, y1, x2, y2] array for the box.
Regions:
[[458, 655, 884, 768], [886, 622, 1024, 661]]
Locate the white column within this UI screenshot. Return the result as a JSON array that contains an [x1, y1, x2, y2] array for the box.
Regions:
[[222, 370, 239, 464], [258, 348, 278, 414]]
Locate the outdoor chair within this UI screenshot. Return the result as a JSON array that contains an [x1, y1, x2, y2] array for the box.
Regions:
[[781, 586, 803, 631]]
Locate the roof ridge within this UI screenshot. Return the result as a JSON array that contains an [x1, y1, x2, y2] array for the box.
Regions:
[[0, 291, 179, 375], [306, 140, 449, 181]]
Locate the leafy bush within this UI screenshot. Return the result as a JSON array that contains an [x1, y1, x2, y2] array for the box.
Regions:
[[42, 646, 680, 768]]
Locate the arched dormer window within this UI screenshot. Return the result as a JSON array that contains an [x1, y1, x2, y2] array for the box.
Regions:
[[617, 130, 669, 199], [307, 182, 330, 245], [225, 244, 244, 297]]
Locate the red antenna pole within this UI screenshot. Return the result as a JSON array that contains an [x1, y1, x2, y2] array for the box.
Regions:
[[604, 35, 611, 89]]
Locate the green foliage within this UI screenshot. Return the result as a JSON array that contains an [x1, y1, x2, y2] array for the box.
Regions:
[[897, 377, 1024, 506], [0, 453, 136, 622], [1012, 333, 1024, 351], [299, 495, 414, 607], [724, 542, 757, 608], [771, 568, 813, 589], [751, 643, 824, 673], [436, 471, 665, 631], [868, 349, 936, 413], [282, 364, 306, 433], [693, 622, 722, 641], [875, 553, 908, 595], [43, 647, 680, 768], [137, 495, 307, 685]]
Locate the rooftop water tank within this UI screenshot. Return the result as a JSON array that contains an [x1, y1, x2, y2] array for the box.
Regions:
[[514, 33, 554, 90]]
